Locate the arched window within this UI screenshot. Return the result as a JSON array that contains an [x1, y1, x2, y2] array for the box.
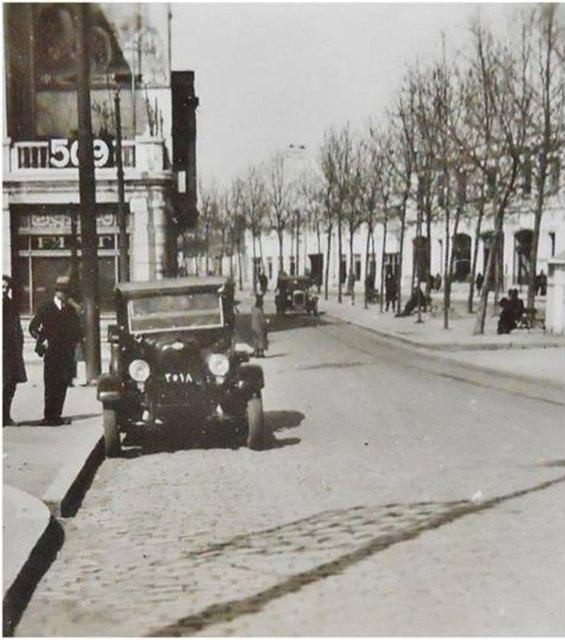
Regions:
[[452, 233, 471, 281], [514, 229, 533, 285]]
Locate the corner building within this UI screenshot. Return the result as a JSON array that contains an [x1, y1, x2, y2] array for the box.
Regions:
[[2, 3, 198, 313]]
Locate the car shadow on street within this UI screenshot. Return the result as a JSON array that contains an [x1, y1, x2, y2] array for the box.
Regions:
[[266, 410, 305, 432], [14, 413, 100, 427], [121, 410, 304, 456]]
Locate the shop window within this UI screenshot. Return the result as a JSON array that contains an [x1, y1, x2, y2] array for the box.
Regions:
[[384, 253, 400, 280], [354, 254, 362, 281], [548, 157, 561, 194]]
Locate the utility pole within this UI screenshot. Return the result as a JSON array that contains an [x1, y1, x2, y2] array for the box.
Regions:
[[76, 4, 101, 382], [114, 86, 129, 282]]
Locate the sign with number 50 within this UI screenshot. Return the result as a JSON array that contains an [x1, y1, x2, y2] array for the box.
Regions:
[[49, 139, 111, 168]]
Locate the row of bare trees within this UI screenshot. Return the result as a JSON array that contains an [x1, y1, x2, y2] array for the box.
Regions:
[[191, 6, 563, 333]]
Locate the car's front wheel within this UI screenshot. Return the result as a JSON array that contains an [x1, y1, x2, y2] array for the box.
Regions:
[[246, 394, 266, 450], [103, 406, 122, 457]]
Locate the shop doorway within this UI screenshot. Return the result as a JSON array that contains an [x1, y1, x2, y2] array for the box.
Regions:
[[514, 229, 533, 286]]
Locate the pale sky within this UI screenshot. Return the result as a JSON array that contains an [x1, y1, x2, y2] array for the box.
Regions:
[[171, 3, 524, 188]]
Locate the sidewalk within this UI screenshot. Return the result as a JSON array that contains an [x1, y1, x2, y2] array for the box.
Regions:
[[320, 291, 565, 390], [2, 358, 105, 635], [3, 288, 564, 633]]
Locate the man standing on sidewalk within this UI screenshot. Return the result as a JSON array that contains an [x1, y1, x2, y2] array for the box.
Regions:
[[3, 275, 27, 425], [29, 280, 81, 426]]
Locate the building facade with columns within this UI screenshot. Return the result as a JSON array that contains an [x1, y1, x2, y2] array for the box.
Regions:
[[194, 153, 564, 299], [2, 3, 198, 314]]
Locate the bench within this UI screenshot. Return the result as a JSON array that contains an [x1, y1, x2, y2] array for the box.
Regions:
[[516, 307, 545, 331]]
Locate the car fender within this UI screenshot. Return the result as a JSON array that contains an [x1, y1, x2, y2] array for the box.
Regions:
[[238, 364, 264, 392], [97, 373, 125, 405]]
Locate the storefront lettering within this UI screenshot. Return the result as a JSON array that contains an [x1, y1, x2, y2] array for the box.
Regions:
[[49, 139, 111, 169]]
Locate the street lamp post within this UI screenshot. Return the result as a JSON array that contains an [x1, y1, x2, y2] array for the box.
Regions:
[[113, 86, 129, 282], [415, 173, 424, 324], [76, 3, 101, 382]]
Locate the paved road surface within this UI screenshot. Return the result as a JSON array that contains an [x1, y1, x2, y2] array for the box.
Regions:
[[16, 314, 565, 636]]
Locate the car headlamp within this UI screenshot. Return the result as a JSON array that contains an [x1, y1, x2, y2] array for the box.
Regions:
[[128, 359, 150, 382], [207, 353, 230, 377]]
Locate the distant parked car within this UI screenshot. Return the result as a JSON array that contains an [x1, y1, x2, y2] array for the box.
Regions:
[[275, 276, 319, 316], [97, 277, 267, 457]]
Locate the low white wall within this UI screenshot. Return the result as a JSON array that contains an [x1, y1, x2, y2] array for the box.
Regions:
[[546, 255, 565, 335]]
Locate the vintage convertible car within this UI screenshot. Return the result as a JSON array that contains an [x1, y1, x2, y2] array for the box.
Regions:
[[97, 277, 267, 457], [275, 275, 319, 315]]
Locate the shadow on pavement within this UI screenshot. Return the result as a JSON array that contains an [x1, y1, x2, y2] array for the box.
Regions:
[[3, 518, 65, 637], [266, 410, 305, 432], [150, 473, 565, 637], [120, 410, 304, 456]]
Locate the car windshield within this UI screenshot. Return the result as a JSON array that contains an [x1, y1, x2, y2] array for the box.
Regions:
[[128, 291, 223, 333]]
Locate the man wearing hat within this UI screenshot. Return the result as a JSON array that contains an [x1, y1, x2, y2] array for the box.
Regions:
[[29, 278, 82, 425]]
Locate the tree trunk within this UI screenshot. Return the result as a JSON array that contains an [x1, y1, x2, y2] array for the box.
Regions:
[[324, 224, 332, 301], [425, 197, 432, 296], [380, 217, 388, 313], [468, 199, 485, 314], [252, 234, 257, 293], [348, 224, 355, 304], [258, 233, 264, 270], [527, 160, 546, 309], [364, 224, 371, 280], [236, 242, 243, 291], [397, 201, 407, 312], [474, 204, 502, 335], [277, 228, 284, 273], [337, 215, 343, 303], [445, 201, 463, 329], [443, 206, 450, 330], [296, 213, 300, 275]]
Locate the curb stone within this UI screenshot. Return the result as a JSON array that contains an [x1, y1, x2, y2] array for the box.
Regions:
[[2, 487, 64, 637], [330, 316, 565, 406]]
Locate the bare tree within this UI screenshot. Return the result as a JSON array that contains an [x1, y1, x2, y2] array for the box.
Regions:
[[222, 179, 246, 289], [318, 125, 355, 303], [358, 134, 381, 304], [198, 181, 219, 275], [242, 165, 269, 291], [526, 4, 564, 308], [443, 22, 535, 333], [267, 153, 293, 273], [389, 78, 418, 312]]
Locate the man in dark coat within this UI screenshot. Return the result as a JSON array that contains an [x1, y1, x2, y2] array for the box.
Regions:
[[258, 271, 268, 296], [29, 280, 81, 425], [384, 270, 397, 312], [3, 275, 27, 425], [251, 294, 268, 357]]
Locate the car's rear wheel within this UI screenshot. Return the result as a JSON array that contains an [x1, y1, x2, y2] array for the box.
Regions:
[[103, 406, 121, 457], [246, 394, 265, 450]]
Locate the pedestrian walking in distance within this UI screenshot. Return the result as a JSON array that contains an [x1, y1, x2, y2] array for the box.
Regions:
[[475, 272, 484, 295], [29, 279, 81, 425], [384, 269, 397, 312], [251, 294, 268, 358], [3, 275, 27, 426], [258, 270, 268, 296]]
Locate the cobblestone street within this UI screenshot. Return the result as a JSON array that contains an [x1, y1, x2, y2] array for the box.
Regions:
[[16, 316, 565, 636]]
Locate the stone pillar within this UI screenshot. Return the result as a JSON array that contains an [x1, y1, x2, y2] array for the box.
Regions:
[[147, 187, 169, 280], [135, 136, 165, 173], [129, 197, 150, 281], [3, 137, 11, 174], [3, 192, 12, 276], [546, 252, 565, 335]]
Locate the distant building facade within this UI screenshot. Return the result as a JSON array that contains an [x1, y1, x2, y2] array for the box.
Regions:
[[188, 154, 564, 297], [3, 3, 198, 313]]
